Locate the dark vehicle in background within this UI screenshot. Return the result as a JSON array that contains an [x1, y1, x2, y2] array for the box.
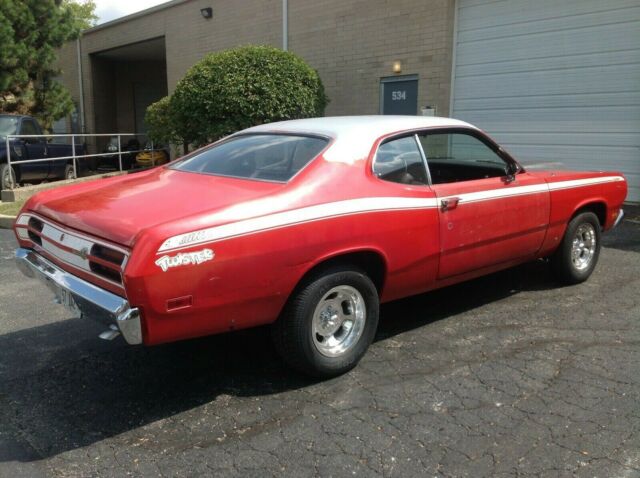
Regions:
[[0, 115, 86, 190], [96, 136, 140, 171]]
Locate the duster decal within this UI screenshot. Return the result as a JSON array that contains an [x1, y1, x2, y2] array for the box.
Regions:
[[155, 249, 215, 272]]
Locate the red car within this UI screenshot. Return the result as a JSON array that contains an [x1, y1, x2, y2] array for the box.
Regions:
[[14, 116, 627, 377]]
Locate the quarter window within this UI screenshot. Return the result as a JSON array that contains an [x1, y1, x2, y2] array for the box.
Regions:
[[418, 132, 507, 184], [373, 136, 428, 185]]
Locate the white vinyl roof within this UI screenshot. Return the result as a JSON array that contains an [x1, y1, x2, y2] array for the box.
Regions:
[[246, 115, 474, 139], [245, 115, 477, 163]]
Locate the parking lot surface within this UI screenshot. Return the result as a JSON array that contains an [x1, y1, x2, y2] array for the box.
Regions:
[[0, 214, 638, 478]]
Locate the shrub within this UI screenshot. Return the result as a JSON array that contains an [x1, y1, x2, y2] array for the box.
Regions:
[[145, 96, 175, 145], [167, 45, 328, 147]]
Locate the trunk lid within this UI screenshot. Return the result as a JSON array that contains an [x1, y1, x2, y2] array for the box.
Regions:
[[29, 167, 286, 247]]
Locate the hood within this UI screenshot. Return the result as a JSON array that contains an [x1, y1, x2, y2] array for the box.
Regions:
[[28, 167, 286, 247]]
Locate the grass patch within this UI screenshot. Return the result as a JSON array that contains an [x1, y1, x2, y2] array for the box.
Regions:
[[0, 199, 25, 216]]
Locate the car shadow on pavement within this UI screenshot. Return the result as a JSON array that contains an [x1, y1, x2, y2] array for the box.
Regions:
[[0, 320, 308, 463], [376, 259, 556, 340], [0, 257, 564, 463], [601, 220, 640, 253]]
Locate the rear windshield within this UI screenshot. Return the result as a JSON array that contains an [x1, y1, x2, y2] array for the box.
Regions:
[[171, 134, 329, 182]]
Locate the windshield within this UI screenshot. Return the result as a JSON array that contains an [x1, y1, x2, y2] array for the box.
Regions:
[[0, 117, 18, 137], [171, 134, 329, 182]]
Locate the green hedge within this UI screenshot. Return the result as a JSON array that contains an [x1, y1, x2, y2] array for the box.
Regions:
[[147, 45, 328, 148]]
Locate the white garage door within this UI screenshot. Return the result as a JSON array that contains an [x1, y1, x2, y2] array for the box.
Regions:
[[451, 0, 640, 202]]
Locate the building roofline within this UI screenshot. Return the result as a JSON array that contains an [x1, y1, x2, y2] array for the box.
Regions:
[[83, 0, 192, 34]]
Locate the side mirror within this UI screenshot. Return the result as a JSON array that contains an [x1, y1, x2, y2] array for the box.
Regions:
[[504, 162, 518, 182]]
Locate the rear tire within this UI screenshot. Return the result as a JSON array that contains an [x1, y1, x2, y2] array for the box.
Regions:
[[551, 211, 601, 284], [272, 265, 379, 378]]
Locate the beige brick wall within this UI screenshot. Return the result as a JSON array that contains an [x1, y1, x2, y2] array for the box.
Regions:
[[56, 0, 455, 135], [289, 0, 455, 117], [55, 42, 81, 133], [163, 0, 282, 91]]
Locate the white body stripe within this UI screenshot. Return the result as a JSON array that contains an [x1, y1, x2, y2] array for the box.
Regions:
[[443, 176, 623, 204], [158, 197, 439, 253], [547, 176, 625, 191], [157, 175, 624, 253], [446, 183, 549, 204]]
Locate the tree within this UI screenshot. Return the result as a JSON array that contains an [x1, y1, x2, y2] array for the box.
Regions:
[[62, 0, 98, 31], [0, 0, 97, 131], [157, 45, 328, 149]]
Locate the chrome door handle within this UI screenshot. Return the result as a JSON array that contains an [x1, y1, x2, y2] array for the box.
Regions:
[[441, 197, 460, 211]]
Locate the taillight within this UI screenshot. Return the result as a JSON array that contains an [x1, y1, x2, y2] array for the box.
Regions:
[[27, 217, 44, 246], [91, 244, 125, 266], [89, 244, 126, 284]]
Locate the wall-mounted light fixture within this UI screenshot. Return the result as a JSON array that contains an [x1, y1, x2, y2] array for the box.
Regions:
[[200, 7, 213, 19], [392, 60, 402, 74]]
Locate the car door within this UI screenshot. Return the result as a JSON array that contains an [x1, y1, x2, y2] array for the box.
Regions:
[[19, 118, 49, 180], [417, 129, 550, 279], [371, 134, 441, 295], [46, 142, 70, 178]]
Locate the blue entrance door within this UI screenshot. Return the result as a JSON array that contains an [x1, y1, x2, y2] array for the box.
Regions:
[[380, 75, 418, 115]]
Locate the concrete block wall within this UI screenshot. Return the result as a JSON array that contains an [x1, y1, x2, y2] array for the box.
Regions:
[[163, 0, 282, 91], [57, 0, 281, 136], [289, 0, 455, 116], [55, 0, 455, 136], [55, 42, 81, 133]]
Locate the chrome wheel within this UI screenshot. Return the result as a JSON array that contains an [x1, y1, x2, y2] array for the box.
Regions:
[[312, 285, 366, 358], [571, 223, 596, 271]]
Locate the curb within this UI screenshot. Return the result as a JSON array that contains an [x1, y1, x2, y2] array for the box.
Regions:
[[0, 214, 16, 230]]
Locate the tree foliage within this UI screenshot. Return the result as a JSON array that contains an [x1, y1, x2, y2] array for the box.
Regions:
[[0, 0, 96, 131], [147, 45, 328, 149], [62, 0, 98, 31]]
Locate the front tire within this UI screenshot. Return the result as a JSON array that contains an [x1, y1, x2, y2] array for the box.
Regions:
[[272, 265, 380, 378], [64, 164, 76, 180], [551, 211, 601, 284], [0, 163, 16, 190]]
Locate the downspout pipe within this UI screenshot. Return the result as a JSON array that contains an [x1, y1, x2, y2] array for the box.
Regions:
[[282, 0, 288, 51], [76, 36, 86, 133]]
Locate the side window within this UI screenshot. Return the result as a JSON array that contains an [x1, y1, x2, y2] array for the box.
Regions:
[[373, 136, 428, 185], [418, 132, 507, 184], [21, 120, 38, 136]]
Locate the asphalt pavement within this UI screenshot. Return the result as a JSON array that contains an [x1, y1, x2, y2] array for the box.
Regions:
[[0, 213, 638, 477]]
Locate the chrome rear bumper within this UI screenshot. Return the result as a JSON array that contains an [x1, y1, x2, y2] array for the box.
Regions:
[[15, 248, 142, 344]]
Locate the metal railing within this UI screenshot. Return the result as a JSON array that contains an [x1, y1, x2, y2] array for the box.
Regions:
[[4, 133, 162, 189]]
